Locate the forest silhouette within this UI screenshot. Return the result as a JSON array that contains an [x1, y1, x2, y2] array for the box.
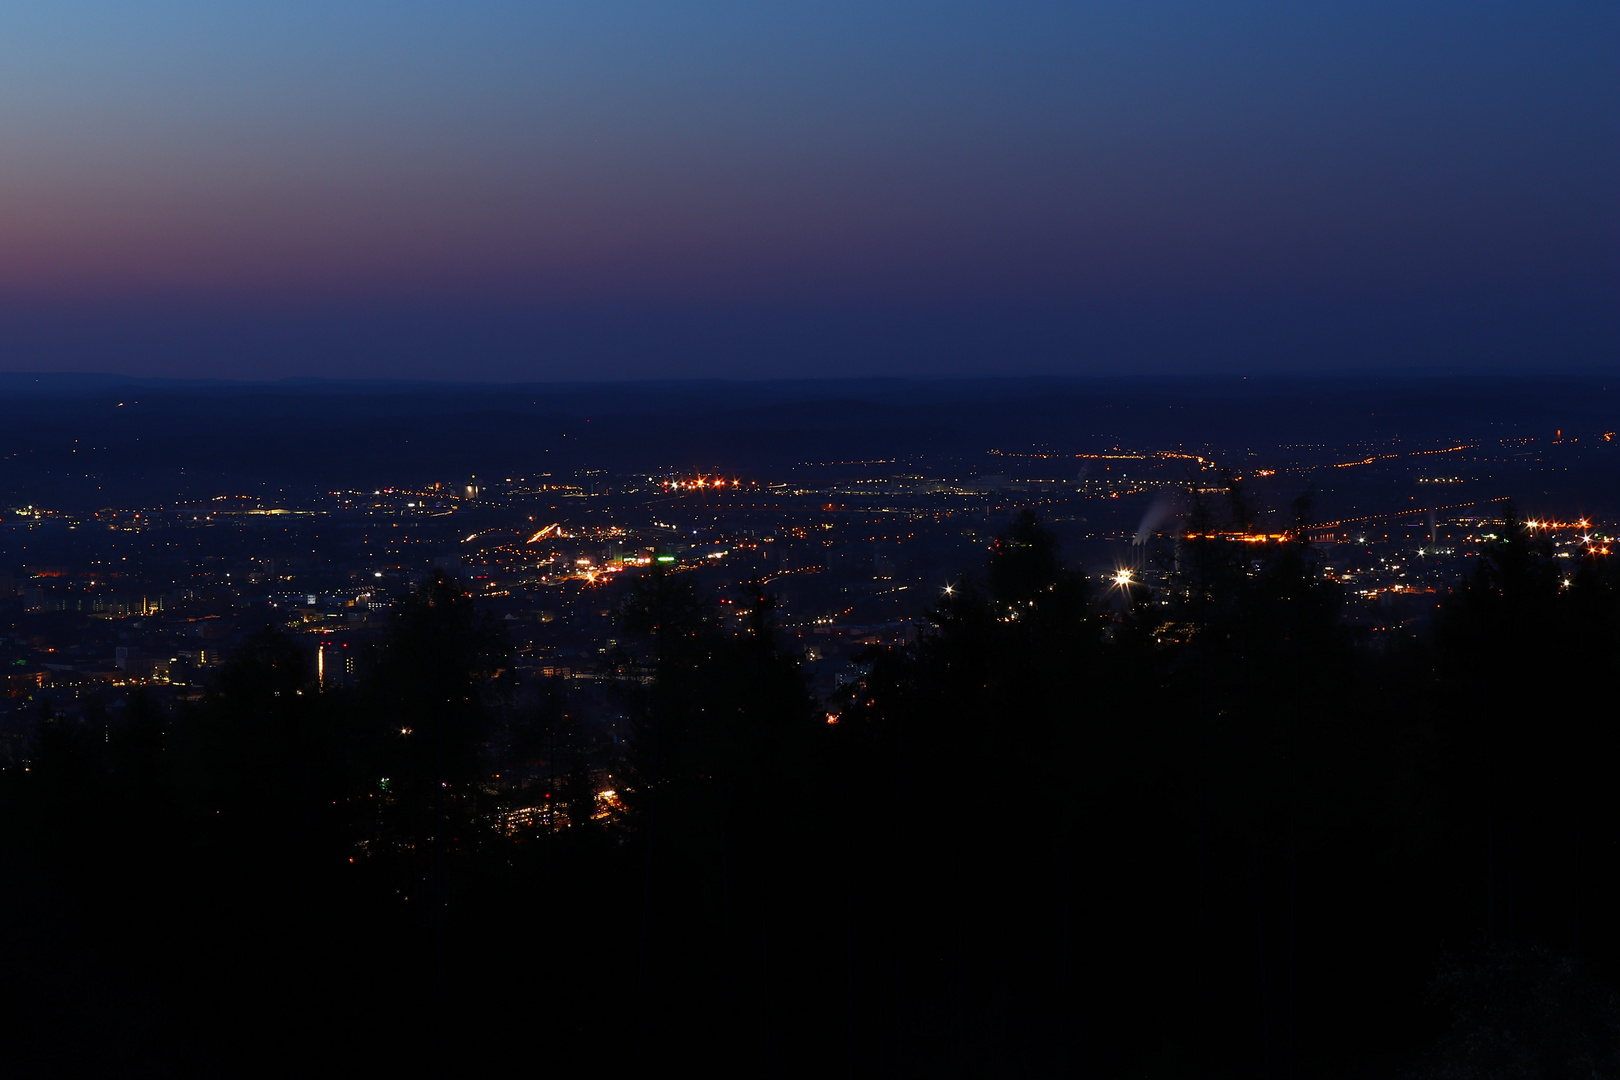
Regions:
[[3, 496, 1618, 1077]]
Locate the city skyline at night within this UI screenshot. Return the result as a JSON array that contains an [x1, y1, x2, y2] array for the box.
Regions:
[[2, 5, 1617, 1075]]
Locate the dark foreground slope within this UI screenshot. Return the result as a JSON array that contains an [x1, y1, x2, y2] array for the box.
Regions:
[[2, 506, 1618, 1078]]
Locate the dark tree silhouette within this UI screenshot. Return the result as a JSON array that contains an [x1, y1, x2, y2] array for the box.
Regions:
[[3, 505, 1619, 1076]]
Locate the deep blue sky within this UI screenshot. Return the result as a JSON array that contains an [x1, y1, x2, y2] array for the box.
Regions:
[[0, 1, 1613, 379]]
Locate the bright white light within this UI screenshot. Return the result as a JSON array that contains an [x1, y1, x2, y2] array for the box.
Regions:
[[1112, 569, 1133, 588]]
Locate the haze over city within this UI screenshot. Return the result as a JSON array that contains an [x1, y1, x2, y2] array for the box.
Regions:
[[0, 2, 1613, 379]]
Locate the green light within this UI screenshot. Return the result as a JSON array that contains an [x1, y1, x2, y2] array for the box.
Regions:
[[655, 554, 675, 563]]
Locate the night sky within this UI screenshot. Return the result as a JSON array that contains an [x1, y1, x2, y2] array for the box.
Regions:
[[0, 2, 1613, 379]]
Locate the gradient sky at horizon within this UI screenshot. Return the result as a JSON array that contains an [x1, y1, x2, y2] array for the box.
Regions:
[[0, 1, 1614, 379]]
